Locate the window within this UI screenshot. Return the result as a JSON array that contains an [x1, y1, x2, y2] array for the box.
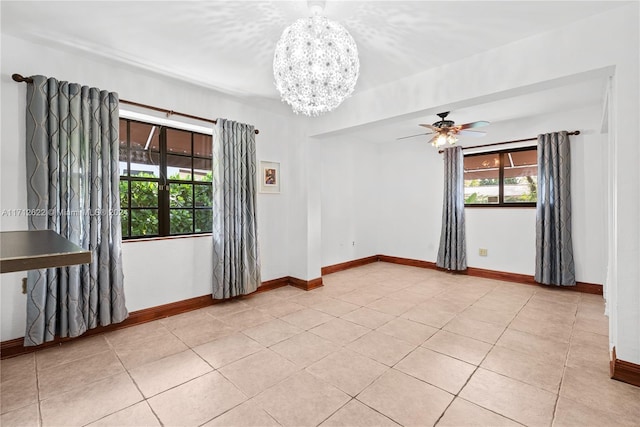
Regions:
[[119, 119, 213, 239], [464, 147, 537, 207]]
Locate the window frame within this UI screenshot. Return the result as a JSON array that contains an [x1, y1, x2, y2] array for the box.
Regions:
[[463, 146, 537, 208], [119, 118, 213, 240]]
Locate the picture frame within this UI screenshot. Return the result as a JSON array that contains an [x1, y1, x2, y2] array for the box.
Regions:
[[259, 161, 280, 194]]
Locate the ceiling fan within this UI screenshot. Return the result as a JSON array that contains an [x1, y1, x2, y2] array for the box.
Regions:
[[397, 112, 490, 147]]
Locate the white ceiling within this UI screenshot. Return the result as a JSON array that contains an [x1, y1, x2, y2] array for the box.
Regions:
[[337, 77, 607, 145], [1, 1, 626, 100], [1, 1, 621, 146]]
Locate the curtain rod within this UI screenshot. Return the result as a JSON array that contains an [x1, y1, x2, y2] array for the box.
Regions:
[[438, 130, 580, 153], [11, 73, 260, 135]]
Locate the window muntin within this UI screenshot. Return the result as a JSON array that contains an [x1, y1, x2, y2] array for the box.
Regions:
[[464, 147, 537, 207], [503, 149, 537, 203], [464, 152, 500, 204], [121, 121, 160, 178], [119, 119, 213, 239]]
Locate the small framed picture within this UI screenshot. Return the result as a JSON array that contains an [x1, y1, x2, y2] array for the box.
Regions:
[[259, 161, 280, 193]]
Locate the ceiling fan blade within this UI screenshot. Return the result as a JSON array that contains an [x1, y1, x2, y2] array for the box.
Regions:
[[458, 129, 487, 137], [419, 124, 439, 131], [458, 120, 490, 130], [396, 132, 432, 140]]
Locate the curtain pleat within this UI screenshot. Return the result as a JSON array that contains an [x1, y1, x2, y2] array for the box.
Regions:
[[24, 75, 127, 346], [535, 131, 576, 286], [212, 118, 261, 299], [437, 146, 467, 271]]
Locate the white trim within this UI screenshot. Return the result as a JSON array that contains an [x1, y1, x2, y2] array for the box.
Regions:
[[462, 141, 536, 155], [119, 109, 213, 135]]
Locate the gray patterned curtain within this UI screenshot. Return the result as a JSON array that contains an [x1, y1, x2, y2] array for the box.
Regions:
[[535, 131, 576, 286], [211, 118, 261, 298], [24, 75, 128, 346], [437, 146, 467, 271]]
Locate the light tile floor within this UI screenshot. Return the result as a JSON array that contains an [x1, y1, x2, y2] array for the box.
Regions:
[[2, 262, 639, 426]]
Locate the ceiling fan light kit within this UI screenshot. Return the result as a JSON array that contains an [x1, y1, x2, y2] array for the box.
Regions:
[[398, 111, 489, 148], [273, 0, 360, 116], [433, 130, 459, 147]]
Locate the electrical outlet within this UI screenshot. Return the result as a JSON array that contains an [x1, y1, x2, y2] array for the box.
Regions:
[[479, 248, 488, 256]]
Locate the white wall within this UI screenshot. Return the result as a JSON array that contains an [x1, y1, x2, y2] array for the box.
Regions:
[[0, 35, 300, 340], [374, 138, 443, 261], [286, 135, 324, 281], [320, 104, 607, 285], [122, 237, 213, 310], [320, 137, 379, 266], [465, 106, 606, 282], [316, 4, 639, 363]]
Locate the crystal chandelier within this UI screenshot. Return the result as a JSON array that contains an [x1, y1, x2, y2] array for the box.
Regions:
[[273, 1, 360, 116]]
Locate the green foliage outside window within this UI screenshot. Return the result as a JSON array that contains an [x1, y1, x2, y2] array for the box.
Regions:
[[464, 176, 537, 204], [464, 192, 483, 204], [504, 176, 537, 202], [120, 171, 213, 237], [130, 209, 159, 236]]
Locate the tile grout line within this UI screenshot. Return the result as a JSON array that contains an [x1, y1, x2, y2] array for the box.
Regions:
[[366, 269, 555, 424], [34, 353, 44, 427], [433, 287, 537, 426], [290, 273, 586, 425], [105, 338, 165, 427], [312, 275, 502, 425], [192, 300, 348, 423], [34, 339, 139, 425], [314, 398, 353, 427], [210, 349, 304, 426], [312, 276, 499, 425], [550, 300, 579, 426], [122, 317, 271, 417], [236, 275, 411, 426], [339, 275, 524, 425], [304, 279, 413, 426], [11, 266, 605, 427], [348, 333, 436, 425], [29, 338, 141, 426], [193, 379, 253, 427]]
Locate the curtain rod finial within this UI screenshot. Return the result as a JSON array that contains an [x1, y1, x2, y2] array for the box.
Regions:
[[12, 73, 33, 83]]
